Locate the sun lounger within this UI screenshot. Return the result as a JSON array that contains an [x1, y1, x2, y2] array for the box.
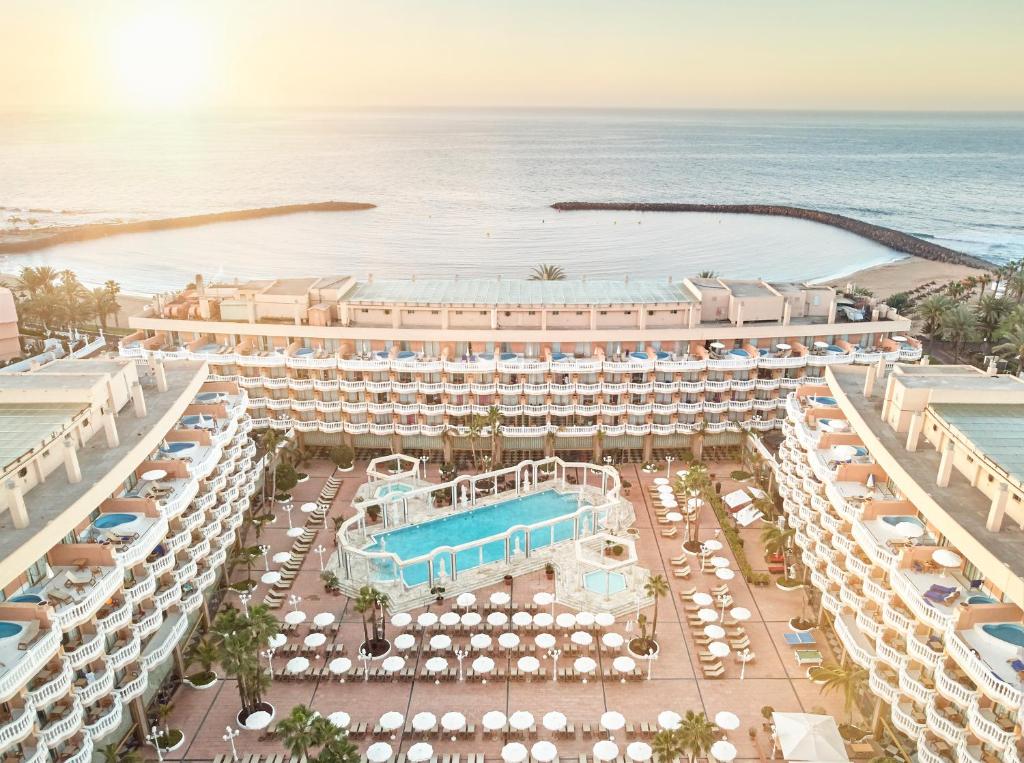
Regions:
[[784, 632, 815, 646], [659, 528, 678, 538]]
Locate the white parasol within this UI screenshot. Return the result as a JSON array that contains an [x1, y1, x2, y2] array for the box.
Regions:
[[304, 633, 327, 648], [285, 656, 309, 673], [490, 591, 511, 606], [328, 657, 352, 675], [412, 712, 437, 732], [555, 612, 577, 629], [612, 655, 636, 674], [417, 612, 438, 628], [407, 743, 433, 763], [245, 710, 272, 730], [658, 711, 682, 730], [600, 710, 626, 732], [470, 633, 492, 650], [533, 612, 554, 628], [709, 740, 738, 762], [535, 632, 557, 649], [543, 711, 567, 731], [482, 710, 507, 731], [501, 743, 528, 763], [391, 612, 412, 628], [697, 608, 719, 623], [381, 656, 405, 673], [716, 568, 736, 581], [327, 711, 350, 729], [932, 548, 963, 569], [531, 742, 557, 763], [429, 634, 452, 650], [703, 624, 726, 639], [440, 612, 461, 627], [517, 656, 540, 673], [508, 711, 535, 731], [511, 611, 533, 627], [261, 571, 282, 585], [714, 711, 741, 731], [602, 632, 624, 649], [692, 592, 714, 607], [576, 611, 596, 627], [424, 657, 448, 673], [593, 740, 620, 762], [366, 743, 393, 763], [498, 632, 520, 649], [456, 591, 477, 608], [378, 712, 404, 732], [595, 611, 615, 627], [284, 610, 306, 625], [394, 633, 416, 651], [627, 742, 653, 762], [272, 551, 292, 564], [300, 502, 319, 513], [533, 591, 554, 607], [472, 655, 495, 674], [708, 641, 731, 658], [461, 611, 482, 627], [313, 612, 336, 628], [574, 656, 597, 674], [442, 711, 467, 732], [487, 611, 509, 627], [268, 633, 287, 649]]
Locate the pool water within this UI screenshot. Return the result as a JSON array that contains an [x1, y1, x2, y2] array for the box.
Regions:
[[195, 392, 222, 402], [94, 513, 136, 530], [160, 442, 195, 453], [982, 623, 1024, 647], [375, 483, 414, 498], [0, 623, 24, 638], [366, 490, 588, 586], [295, 347, 314, 355], [881, 516, 925, 530], [968, 595, 998, 605], [583, 571, 626, 595], [810, 396, 838, 406], [728, 348, 750, 357], [9, 594, 43, 604]]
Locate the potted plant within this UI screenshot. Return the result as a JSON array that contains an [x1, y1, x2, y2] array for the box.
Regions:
[[628, 575, 668, 657], [354, 586, 392, 657], [321, 570, 342, 596], [544, 563, 555, 580], [150, 702, 185, 751], [330, 444, 356, 473], [184, 634, 220, 689], [213, 605, 279, 729], [503, 574, 513, 586]]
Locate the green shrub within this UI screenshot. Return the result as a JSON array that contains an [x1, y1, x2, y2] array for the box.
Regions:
[[329, 444, 355, 469]]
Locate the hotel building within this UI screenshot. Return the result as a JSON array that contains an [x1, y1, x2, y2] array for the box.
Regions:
[[0, 357, 262, 761], [779, 363, 1024, 762], [118, 275, 919, 462]]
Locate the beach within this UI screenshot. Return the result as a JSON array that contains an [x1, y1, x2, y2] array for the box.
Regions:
[[823, 257, 988, 299]]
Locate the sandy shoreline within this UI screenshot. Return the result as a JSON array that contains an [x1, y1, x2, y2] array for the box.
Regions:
[[823, 257, 987, 299]]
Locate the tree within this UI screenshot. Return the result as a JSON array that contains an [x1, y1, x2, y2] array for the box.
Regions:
[[913, 295, 952, 352], [353, 586, 375, 649], [885, 292, 910, 313], [529, 264, 566, 281], [676, 711, 716, 763], [816, 664, 868, 723], [87, 286, 120, 331], [760, 523, 795, 566], [98, 744, 143, 763], [275, 463, 300, 496], [187, 633, 221, 681], [213, 604, 279, 717], [946, 280, 967, 302], [993, 324, 1024, 373], [276, 704, 331, 759], [940, 304, 979, 363], [975, 295, 1011, 349], [16, 265, 59, 297], [636, 574, 669, 653], [329, 443, 355, 470], [651, 729, 682, 763], [697, 270, 718, 279], [1009, 270, 1024, 303], [354, 585, 390, 652], [466, 413, 486, 469], [229, 545, 262, 586], [485, 404, 503, 464], [317, 733, 361, 763], [259, 427, 287, 501]]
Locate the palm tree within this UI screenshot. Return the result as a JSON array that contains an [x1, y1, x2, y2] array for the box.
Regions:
[[638, 574, 669, 651], [259, 427, 287, 501], [98, 744, 143, 763], [229, 546, 261, 586], [817, 664, 868, 723], [697, 270, 718, 279], [466, 413, 486, 469], [318, 733, 361, 763], [277, 704, 331, 759], [354, 586, 375, 650], [1009, 270, 1024, 304], [940, 304, 979, 363], [16, 265, 58, 297], [975, 295, 1011, 350], [760, 524, 795, 564], [993, 325, 1024, 373], [87, 287, 120, 331], [529, 264, 566, 281], [187, 633, 221, 681], [213, 604, 279, 716], [975, 273, 991, 302], [651, 729, 682, 763], [485, 404, 503, 464], [913, 295, 952, 352], [946, 280, 967, 302], [676, 711, 716, 763]]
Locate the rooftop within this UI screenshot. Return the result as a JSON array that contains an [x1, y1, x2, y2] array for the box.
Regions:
[[830, 364, 1024, 587], [0, 360, 207, 588], [0, 403, 84, 472], [347, 278, 696, 306], [931, 403, 1024, 485]]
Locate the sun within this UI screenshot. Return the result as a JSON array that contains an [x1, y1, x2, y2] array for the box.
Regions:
[[109, 10, 206, 110]]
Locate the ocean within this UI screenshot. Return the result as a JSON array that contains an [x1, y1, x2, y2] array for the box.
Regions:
[[0, 109, 1021, 293]]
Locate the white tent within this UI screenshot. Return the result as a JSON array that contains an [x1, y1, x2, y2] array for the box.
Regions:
[[772, 713, 849, 762], [722, 489, 752, 510]]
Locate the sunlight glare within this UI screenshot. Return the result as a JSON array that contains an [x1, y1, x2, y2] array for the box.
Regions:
[[110, 10, 206, 110]]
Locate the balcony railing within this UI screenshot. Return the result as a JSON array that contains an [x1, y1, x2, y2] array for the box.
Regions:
[[946, 631, 1023, 710], [966, 699, 1016, 750], [38, 696, 83, 747], [925, 700, 967, 746], [26, 660, 73, 707], [0, 623, 61, 703], [0, 704, 36, 750], [52, 567, 123, 630], [891, 570, 959, 632], [935, 663, 975, 708], [76, 668, 114, 706], [65, 629, 106, 670], [114, 670, 148, 702]]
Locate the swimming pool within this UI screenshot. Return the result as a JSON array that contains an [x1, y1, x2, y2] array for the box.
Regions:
[[881, 516, 925, 530], [366, 490, 590, 586], [295, 347, 314, 356], [968, 595, 998, 605], [583, 571, 626, 595], [375, 483, 414, 498], [195, 392, 222, 403], [94, 513, 136, 530], [160, 442, 195, 454], [9, 594, 43, 604], [809, 396, 838, 406], [982, 623, 1024, 648], [0, 623, 23, 639]]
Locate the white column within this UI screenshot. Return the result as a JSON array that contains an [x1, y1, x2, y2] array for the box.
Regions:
[[63, 439, 82, 483], [103, 411, 120, 448], [782, 300, 792, 326], [936, 442, 955, 487], [905, 412, 923, 452], [4, 480, 29, 528], [987, 483, 1008, 532], [153, 360, 168, 393], [131, 381, 147, 418], [862, 365, 877, 399]]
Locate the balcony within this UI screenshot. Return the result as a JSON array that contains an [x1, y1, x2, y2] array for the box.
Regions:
[[0, 619, 61, 703], [76, 668, 114, 706], [907, 633, 944, 671], [114, 668, 148, 702], [966, 700, 1016, 750], [38, 697, 84, 747], [140, 612, 189, 671], [891, 701, 926, 738], [946, 631, 1023, 710], [123, 573, 157, 606], [26, 659, 73, 708], [833, 612, 877, 669], [64, 629, 106, 670], [0, 703, 35, 751], [874, 634, 910, 671], [935, 662, 977, 708], [891, 569, 964, 632], [899, 665, 936, 706], [869, 663, 900, 704], [44, 566, 122, 630], [925, 700, 967, 746], [105, 633, 141, 671]]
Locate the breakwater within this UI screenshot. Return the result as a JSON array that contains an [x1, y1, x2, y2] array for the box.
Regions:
[[0, 201, 376, 254], [550, 202, 991, 269]]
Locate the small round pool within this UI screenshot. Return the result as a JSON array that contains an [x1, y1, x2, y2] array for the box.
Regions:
[[810, 396, 838, 406], [9, 594, 43, 605], [94, 513, 136, 530], [0, 623, 24, 639], [551, 352, 568, 360], [295, 347, 314, 356], [375, 483, 414, 499], [968, 595, 998, 605], [881, 516, 925, 531], [629, 351, 649, 360], [655, 351, 670, 359], [982, 623, 1024, 648], [500, 352, 517, 361], [826, 345, 845, 353], [181, 415, 202, 426], [397, 350, 416, 359], [195, 392, 222, 403], [583, 571, 627, 595], [728, 348, 750, 357], [161, 442, 195, 454]]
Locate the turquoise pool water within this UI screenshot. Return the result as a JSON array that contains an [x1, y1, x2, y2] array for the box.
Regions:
[[583, 570, 626, 594], [882, 516, 924, 530], [968, 595, 998, 605], [375, 483, 414, 498], [94, 513, 136, 529], [195, 392, 222, 402], [0, 623, 23, 638], [160, 442, 195, 453], [810, 396, 838, 406], [366, 490, 588, 586], [9, 594, 42, 604], [982, 623, 1024, 647]]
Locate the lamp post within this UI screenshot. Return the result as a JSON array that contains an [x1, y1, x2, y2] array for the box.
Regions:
[[259, 544, 270, 572], [147, 725, 166, 762], [283, 502, 294, 529], [548, 647, 561, 682], [261, 646, 276, 679], [718, 592, 729, 621], [288, 594, 302, 612], [645, 651, 658, 681], [359, 647, 371, 682], [738, 648, 752, 680], [222, 726, 240, 762], [665, 455, 675, 479], [455, 647, 467, 681], [420, 455, 429, 479], [314, 544, 327, 571], [238, 591, 252, 617]]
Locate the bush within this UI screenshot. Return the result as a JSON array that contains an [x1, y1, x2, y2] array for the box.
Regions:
[[275, 463, 299, 493], [329, 444, 355, 469], [730, 470, 752, 481]]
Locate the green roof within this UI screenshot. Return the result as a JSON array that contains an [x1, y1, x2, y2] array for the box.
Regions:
[[348, 278, 694, 306], [932, 403, 1024, 484]]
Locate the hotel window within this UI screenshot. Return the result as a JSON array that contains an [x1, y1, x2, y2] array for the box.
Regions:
[[25, 556, 49, 587]]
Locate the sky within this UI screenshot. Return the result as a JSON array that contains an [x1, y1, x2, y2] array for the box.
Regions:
[[2, 0, 1022, 113]]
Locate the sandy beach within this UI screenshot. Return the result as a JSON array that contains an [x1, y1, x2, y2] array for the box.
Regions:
[[824, 256, 989, 299]]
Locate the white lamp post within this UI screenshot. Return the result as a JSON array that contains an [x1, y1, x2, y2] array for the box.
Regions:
[[283, 503, 294, 529], [359, 647, 371, 682], [314, 544, 327, 571], [548, 647, 561, 682], [238, 591, 252, 617], [739, 648, 752, 680], [222, 726, 240, 762], [718, 593, 729, 621], [420, 455, 429, 479], [259, 544, 270, 572], [288, 594, 302, 612], [455, 647, 467, 681], [147, 725, 165, 762], [646, 652, 658, 681], [665, 455, 674, 479], [261, 646, 276, 679]]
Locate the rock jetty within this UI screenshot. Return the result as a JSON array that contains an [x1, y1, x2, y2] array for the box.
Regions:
[[550, 202, 991, 269]]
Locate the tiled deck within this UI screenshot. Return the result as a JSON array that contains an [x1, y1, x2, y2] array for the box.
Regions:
[[158, 460, 847, 762]]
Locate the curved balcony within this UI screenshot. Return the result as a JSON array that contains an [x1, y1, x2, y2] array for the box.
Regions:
[[891, 702, 926, 738], [76, 668, 114, 706], [926, 700, 967, 746], [65, 630, 106, 671], [114, 669, 148, 702], [144, 551, 175, 578], [51, 567, 123, 631], [882, 601, 915, 636], [935, 662, 976, 708], [174, 559, 199, 586], [105, 633, 140, 671], [875, 635, 910, 671], [180, 589, 204, 615], [111, 515, 169, 568], [899, 665, 935, 706], [966, 700, 1016, 750], [132, 608, 163, 639], [38, 697, 83, 747], [834, 613, 876, 669], [0, 623, 61, 703], [26, 660, 73, 707], [907, 633, 944, 671], [0, 704, 36, 751], [141, 613, 189, 672], [946, 632, 1023, 710], [869, 663, 900, 704], [153, 582, 183, 612], [891, 571, 960, 632]]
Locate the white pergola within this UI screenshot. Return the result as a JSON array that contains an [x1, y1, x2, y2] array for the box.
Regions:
[[366, 453, 421, 482]]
